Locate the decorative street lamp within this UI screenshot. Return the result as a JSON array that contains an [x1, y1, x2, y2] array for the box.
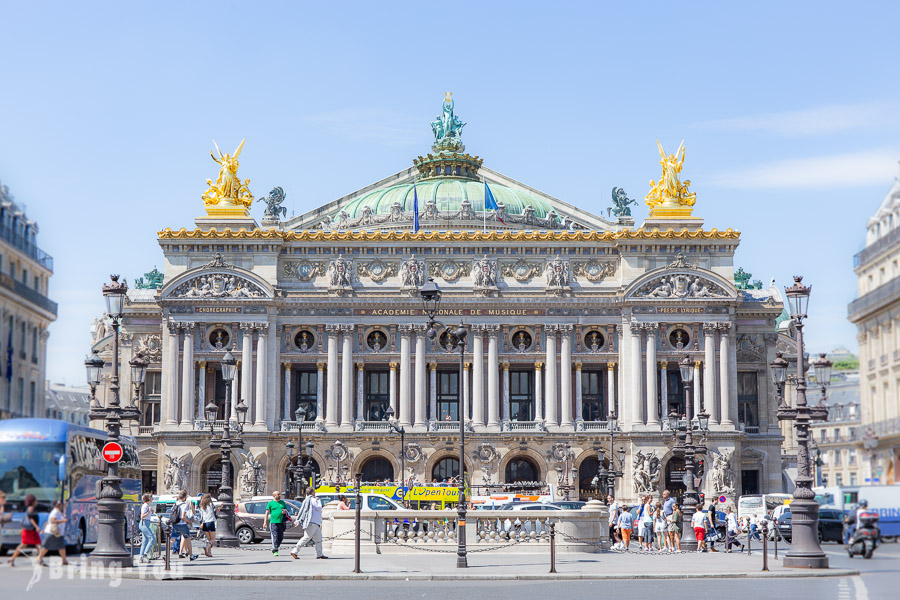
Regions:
[[776, 276, 829, 568], [811, 353, 833, 405], [204, 349, 248, 548], [420, 277, 469, 568], [384, 406, 407, 497], [87, 276, 141, 567], [668, 354, 709, 552], [604, 412, 625, 499], [129, 352, 149, 406], [288, 405, 311, 501]]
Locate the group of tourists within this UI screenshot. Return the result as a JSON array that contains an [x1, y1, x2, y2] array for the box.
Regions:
[[137, 489, 219, 563], [607, 490, 749, 553]]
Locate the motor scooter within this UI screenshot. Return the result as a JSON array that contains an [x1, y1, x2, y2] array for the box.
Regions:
[[847, 511, 880, 559]]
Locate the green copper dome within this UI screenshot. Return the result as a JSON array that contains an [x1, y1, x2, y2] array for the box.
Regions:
[[336, 177, 555, 220]]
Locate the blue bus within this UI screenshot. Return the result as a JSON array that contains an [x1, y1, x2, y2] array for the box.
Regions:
[[0, 418, 141, 553]]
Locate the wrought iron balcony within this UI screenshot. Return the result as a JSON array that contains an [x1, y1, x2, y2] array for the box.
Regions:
[[0, 273, 57, 315], [0, 225, 53, 271]]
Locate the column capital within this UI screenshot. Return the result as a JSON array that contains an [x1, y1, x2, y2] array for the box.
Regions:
[[182, 322, 196, 334], [316, 361, 325, 370], [240, 322, 256, 332], [464, 362, 471, 370], [502, 362, 510, 371], [283, 362, 292, 371], [558, 324, 574, 333], [660, 360, 668, 368], [398, 324, 416, 334], [574, 362, 583, 369], [642, 322, 659, 332], [534, 361, 544, 369], [607, 362, 616, 371], [485, 324, 501, 333], [694, 360, 703, 368], [544, 323, 560, 332], [199, 360, 207, 368], [254, 322, 270, 334], [339, 324, 356, 334], [325, 324, 341, 333], [428, 363, 438, 371], [702, 322, 718, 334], [715, 322, 732, 333], [166, 320, 180, 335], [356, 362, 365, 371], [389, 362, 399, 370]]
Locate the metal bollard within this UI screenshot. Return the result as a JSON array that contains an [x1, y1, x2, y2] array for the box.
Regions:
[[746, 526, 752, 555], [353, 473, 362, 574], [761, 523, 769, 572], [773, 525, 778, 559], [549, 522, 557, 574], [164, 525, 171, 572]]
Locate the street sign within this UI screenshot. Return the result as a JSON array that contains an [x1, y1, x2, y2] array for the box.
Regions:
[[718, 495, 727, 503], [101, 441, 123, 463]]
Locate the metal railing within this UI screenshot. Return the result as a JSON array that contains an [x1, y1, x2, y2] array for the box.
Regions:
[[0, 273, 57, 315], [848, 276, 900, 321], [0, 225, 54, 271], [854, 417, 900, 439], [854, 225, 900, 269]]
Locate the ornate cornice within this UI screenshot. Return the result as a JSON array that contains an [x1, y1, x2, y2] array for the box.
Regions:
[[157, 228, 741, 242]]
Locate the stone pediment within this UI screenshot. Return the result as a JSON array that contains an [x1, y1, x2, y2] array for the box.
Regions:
[[160, 256, 273, 301], [626, 267, 736, 301]]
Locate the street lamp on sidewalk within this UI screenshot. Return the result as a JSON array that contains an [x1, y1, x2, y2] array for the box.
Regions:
[[776, 276, 829, 569], [384, 406, 406, 492], [605, 412, 625, 499], [89, 275, 141, 568]]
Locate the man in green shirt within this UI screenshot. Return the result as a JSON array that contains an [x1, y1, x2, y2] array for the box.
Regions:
[[263, 490, 289, 556]]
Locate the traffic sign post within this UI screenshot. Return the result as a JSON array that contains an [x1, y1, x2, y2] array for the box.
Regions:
[[102, 441, 123, 463]]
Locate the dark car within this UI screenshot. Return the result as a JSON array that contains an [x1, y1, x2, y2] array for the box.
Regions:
[[552, 501, 586, 510], [777, 508, 845, 544]]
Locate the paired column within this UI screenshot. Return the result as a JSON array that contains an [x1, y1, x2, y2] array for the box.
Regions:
[[197, 361, 207, 421], [283, 363, 292, 421], [606, 362, 616, 419], [545, 326, 558, 426], [693, 360, 702, 420], [241, 324, 254, 422], [356, 362, 365, 422], [645, 323, 658, 428], [630, 320, 643, 427], [428, 364, 437, 423], [164, 321, 179, 425], [616, 324, 628, 426], [719, 323, 734, 428], [325, 325, 340, 428], [501, 363, 510, 422], [414, 327, 427, 428], [660, 360, 668, 419], [560, 325, 573, 427], [471, 326, 485, 427], [575, 362, 583, 424], [254, 324, 268, 427], [230, 359, 239, 422], [487, 325, 500, 428], [340, 325, 354, 428], [398, 325, 412, 427], [703, 323, 717, 424], [315, 362, 325, 424], [180, 324, 194, 426], [534, 362, 544, 421]]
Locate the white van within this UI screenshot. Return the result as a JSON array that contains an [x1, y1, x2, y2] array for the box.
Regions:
[[737, 493, 793, 521]]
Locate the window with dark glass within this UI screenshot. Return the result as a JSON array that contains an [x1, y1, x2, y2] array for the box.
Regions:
[[581, 370, 605, 421], [737, 371, 759, 427], [365, 370, 389, 421], [505, 457, 538, 483], [432, 457, 459, 481], [437, 371, 459, 421], [665, 370, 685, 418], [292, 369, 318, 420], [509, 369, 534, 421], [31, 329, 38, 364], [141, 371, 162, 426]]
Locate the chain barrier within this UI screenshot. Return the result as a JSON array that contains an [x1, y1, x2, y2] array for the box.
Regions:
[[383, 534, 528, 554], [235, 528, 360, 551]]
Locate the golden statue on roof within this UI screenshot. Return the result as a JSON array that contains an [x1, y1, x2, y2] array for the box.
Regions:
[[645, 139, 697, 211], [202, 139, 254, 209]]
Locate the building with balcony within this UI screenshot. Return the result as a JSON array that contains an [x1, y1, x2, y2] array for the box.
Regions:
[[91, 96, 785, 504], [0, 181, 56, 420], [44, 382, 91, 426], [848, 166, 900, 485], [807, 364, 862, 488]]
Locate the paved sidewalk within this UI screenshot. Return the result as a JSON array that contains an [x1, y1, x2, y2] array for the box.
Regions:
[[104, 546, 858, 581]]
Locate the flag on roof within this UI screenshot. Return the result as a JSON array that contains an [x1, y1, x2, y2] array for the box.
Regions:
[[484, 180, 504, 224]]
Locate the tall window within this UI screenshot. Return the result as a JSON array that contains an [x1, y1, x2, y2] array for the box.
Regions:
[[292, 369, 318, 420], [581, 370, 605, 421], [17, 377, 23, 415], [509, 369, 534, 421], [31, 328, 38, 364], [432, 457, 459, 482], [365, 370, 389, 421], [19, 322, 26, 359], [737, 371, 759, 427], [29, 381, 36, 417], [437, 371, 459, 420], [665, 370, 685, 417], [140, 371, 162, 426], [505, 457, 538, 483]]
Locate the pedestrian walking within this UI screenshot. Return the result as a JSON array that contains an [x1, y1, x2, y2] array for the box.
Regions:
[[37, 500, 68, 565], [653, 502, 667, 551], [198, 493, 217, 557], [638, 495, 654, 551], [724, 506, 744, 553], [748, 513, 761, 541], [263, 490, 289, 556], [691, 505, 707, 552], [171, 490, 197, 561], [617, 504, 634, 551], [607, 495, 620, 545], [670, 503, 683, 552], [8, 494, 41, 566], [291, 487, 327, 559], [138, 493, 155, 563], [708, 500, 720, 552]]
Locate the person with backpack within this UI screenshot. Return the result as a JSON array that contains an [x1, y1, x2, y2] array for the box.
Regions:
[[170, 490, 197, 561], [9, 494, 41, 567], [198, 494, 217, 558]]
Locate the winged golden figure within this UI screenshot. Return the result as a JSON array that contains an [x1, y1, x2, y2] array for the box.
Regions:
[[202, 139, 254, 208]]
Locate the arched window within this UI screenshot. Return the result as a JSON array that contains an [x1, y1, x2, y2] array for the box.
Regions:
[[578, 457, 601, 500], [432, 457, 459, 482], [504, 457, 538, 483], [360, 456, 394, 483]]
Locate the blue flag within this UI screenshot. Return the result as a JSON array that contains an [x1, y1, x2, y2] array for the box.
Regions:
[[413, 183, 420, 233], [484, 181, 504, 223], [5, 328, 12, 382]]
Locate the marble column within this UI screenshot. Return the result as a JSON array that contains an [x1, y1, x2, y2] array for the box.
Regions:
[[487, 325, 500, 428], [414, 327, 427, 428], [389, 362, 398, 415], [164, 322, 179, 425], [429, 363, 437, 423], [645, 323, 658, 428], [241, 324, 253, 421], [630, 320, 643, 427], [462, 362, 470, 422], [616, 323, 628, 426], [606, 362, 616, 419], [180, 324, 194, 426], [534, 362, 544, 421], [693, 360, 702, 419], [230, 360, 239, 422], [471, 327, 485, 427], [254, 324, 268, 427], [283, 363, 292, 422], [560, 325, 574, 428], [545, 326, 558, 426], [575, 362, 583, 424], [703, 323, 717, 424], [660, 360, 668, 419], [356, 362, 365, 422], [340, 325, 354, 428], [197, 361, 207, 421], [315, 362, 325, 424], [325, 325, 339, 428], [501, 363, 510, 422], [399, 325, 412, 427], [719, 323, 734, 428]]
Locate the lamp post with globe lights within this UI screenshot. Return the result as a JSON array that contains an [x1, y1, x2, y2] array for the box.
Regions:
[[776, 276, 829, 569], [419, 277, 469, 568], [383, 406, 407, 495], [88, 275, 142, 567]]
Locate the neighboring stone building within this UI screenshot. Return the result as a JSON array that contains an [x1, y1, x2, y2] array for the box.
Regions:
[[0, 181, 56, 420], [807, 357, 862, 488], [848, 167, 900, 485], [44, 382, 91, 427], [92, 96, 785, 503]]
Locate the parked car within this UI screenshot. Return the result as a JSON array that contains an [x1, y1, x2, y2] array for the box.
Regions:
[[498, 502, 563, 511], [234, 497, 304, 544], [318, 492, 404, 512], [777, 508, 846, 544], [551, 501, 586, 510]]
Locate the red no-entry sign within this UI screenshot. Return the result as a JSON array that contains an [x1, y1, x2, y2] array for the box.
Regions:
[[102, 441, 123, 463]]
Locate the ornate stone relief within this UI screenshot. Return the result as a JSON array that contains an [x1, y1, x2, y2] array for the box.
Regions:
[[357, 258, 397, 283], [709, 449, 736, 496], [632, 450, 660, 495], [399, 254, 427, 289], [735, 333, 765, 362], [327, 254, 354, 295], [429, 259, 470, 282], [665, 253, 695, 270], [283, 260, 327, 281], [501, 258, 542, 283], [170, 273, 265, 298], [402, 443, 426, 465], [633, 273, 729, 299], [544, 255, 570, 292], [239, 452, 266, 495], [163, 453, 190, 494], [135, 334, 163, 361], [472, 254, 498, 293], [473, 443, 500, 485], [572, 259, 616, 282], [204, 253, 234, 269]]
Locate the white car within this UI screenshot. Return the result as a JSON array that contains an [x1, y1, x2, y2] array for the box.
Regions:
[[318, 492, 404, 512]]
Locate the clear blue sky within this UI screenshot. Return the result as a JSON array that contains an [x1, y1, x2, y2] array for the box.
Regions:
[[1, 1, 897, 385]]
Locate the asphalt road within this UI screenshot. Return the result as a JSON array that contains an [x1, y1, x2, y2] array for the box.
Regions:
[[2, 542, 896, 600]]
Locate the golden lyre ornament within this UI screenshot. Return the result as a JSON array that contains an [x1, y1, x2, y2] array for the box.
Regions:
[[202, 139, 254, 210], [645, 140, 697, 215]]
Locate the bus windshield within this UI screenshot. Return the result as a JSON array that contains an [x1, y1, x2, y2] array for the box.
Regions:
[[0, 441, 64, 502]]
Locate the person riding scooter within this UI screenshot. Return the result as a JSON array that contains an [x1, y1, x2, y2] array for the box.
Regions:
[[847, 501, 880, 559]]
